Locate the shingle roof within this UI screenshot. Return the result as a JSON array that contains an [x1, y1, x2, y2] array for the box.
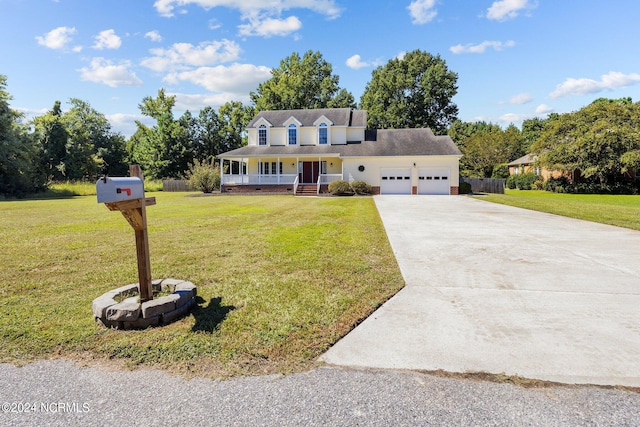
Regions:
[[220, 128, 462, 158], [247, 108, 366, 128], [507, 154, 536, 166]]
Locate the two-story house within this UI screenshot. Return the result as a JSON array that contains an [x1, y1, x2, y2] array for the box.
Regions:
[[219, 108, 462, 195]]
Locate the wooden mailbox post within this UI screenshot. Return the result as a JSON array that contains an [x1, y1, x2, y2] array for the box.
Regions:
[[98, 165, 156, 302]]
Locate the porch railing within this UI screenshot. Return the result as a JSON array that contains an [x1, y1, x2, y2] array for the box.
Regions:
[[221, 174, 298, 185], [293, 175, 299, 195]]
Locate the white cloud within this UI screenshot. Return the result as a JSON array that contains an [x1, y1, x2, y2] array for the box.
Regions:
[[450, 40, 515, 54], [153, 0, 339, 38], [396, 51, 407, 60], [549, 71, 640, 98], [407, 0, 437, 24], [78, 58, 143, 87], [208, 19, 222, 30], [346, 54, 371, 70], [535, 104, 554, 114], [36, 26, 77, 50], [166, 63, 271, 94], [141, 39, 241, 72], [93, 29, 122, 50], [106, 113, 154, 137], [145, 30, 163, 42], [238, 15, 302, 37], [153, 0, 342, 19], [486, 0, 536, 21], [172, 92, 245, 111], [503, 93, 532, 105]]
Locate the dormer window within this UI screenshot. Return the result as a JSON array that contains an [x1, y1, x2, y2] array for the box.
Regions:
[[318, 122, 328, 145], [288, 123, 298, 145], [258, 124, 268, 146]]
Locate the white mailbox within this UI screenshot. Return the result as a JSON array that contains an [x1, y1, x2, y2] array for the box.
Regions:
[[96, 177, 145, 203]]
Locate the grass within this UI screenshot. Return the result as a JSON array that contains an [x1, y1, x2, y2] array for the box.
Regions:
[[477, 190, 640, 231], [21, 180, 165, 199], [0, 193, 404, 378]]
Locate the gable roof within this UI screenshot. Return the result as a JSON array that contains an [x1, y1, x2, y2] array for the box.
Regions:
[[247, 108, 366, 128], [220, 128, 462, 158], [508, 154, 536, 166]]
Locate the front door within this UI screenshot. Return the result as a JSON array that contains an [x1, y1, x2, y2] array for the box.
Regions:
[[300, 161, 320, 183]]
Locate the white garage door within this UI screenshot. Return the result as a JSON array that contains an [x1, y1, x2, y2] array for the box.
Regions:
[[418, 169, 450, 195], [380, 168, 412, 194]]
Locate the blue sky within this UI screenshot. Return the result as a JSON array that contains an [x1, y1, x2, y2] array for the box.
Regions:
[[3, 0, 640, 137]]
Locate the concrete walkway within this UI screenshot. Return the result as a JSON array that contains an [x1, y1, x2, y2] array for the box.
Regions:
[[320, 196, 640, 387]]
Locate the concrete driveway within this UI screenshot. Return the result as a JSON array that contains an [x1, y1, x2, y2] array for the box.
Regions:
[[320, 196, 640, 387]]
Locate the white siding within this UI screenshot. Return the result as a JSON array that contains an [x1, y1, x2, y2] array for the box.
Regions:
[[343, 156, 460, 188]]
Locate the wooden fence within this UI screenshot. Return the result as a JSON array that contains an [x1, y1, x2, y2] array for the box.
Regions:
[[162, 180, 191, 192], [462, 177, 505, 194]]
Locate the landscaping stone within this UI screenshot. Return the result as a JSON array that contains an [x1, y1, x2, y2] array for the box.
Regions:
[[124, 315, 161, 330], [91, 297, 118, 318], [176, 281, 197, 297], [106, 297, 141, 322], [92, 279, 196, 330], [174, 289, 195, 308], [141, 295, 177, 318], [161, 303, 192, 324], [159, 278, 186, 293]]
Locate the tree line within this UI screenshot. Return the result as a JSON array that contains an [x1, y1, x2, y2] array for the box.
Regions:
[[2, 49, 639, 197], [451, 97, 640, 193]]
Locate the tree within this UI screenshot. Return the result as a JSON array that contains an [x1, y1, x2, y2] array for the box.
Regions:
[[449, 121, 525, 177], [0, 75, 46, 197], [33, 99, 127, 180], [34, 101, 68, 181], [360, 50, 458, 134], [533, 99, 640, 184], [217, 101, 254, 152], [129, 89, 195, 179], [250, 50, 355, 110]]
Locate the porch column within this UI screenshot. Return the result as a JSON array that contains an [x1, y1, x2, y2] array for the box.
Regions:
[[258, 157, 261, 184], [277, 156, 280, 184]]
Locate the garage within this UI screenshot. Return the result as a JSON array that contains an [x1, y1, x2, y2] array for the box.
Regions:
[[418, 169, 450, 195], [380, 168, 412, 194]]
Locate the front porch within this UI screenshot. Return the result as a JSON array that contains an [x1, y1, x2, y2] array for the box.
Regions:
[[220, 156, 343, 195]]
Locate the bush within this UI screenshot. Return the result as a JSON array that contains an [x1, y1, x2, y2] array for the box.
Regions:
[[458, 181, 472, 194], [491, 163, 509, 179], [543, 176, 570, 193], [184, 158, 220, 193], [506, 173, 539, 190], [350, 180, 372, 195], [328, 180, 353, 195]]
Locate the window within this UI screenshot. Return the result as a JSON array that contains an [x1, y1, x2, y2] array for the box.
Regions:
[[288, 123, 297, 145], [318, 123, 328, 145], [260, 162, 282, 175], [321, 161, 327, 174], [258, 125, 267, 146]]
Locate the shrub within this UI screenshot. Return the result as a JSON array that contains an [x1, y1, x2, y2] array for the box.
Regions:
[[458, 181, 472, 194], [507, 173, 539, 190], [491, 163, 509, 179], [184, 158, 220, 193], [350, 180, 372, 195], [328, 180, 353, 195]]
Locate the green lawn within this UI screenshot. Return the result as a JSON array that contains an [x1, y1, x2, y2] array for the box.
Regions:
[[478, 190, 640, 231], [0, 193, 404, 377]]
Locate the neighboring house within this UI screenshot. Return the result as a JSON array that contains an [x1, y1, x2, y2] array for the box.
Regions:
[[507, 154, 571, 181], [218, 108, 462, 195]]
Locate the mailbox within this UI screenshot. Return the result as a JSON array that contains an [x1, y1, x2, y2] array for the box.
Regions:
[[96, 177, 144, 203]]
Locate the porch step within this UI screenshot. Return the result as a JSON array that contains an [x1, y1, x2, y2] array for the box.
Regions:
[[296, 184, 317, 196]]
